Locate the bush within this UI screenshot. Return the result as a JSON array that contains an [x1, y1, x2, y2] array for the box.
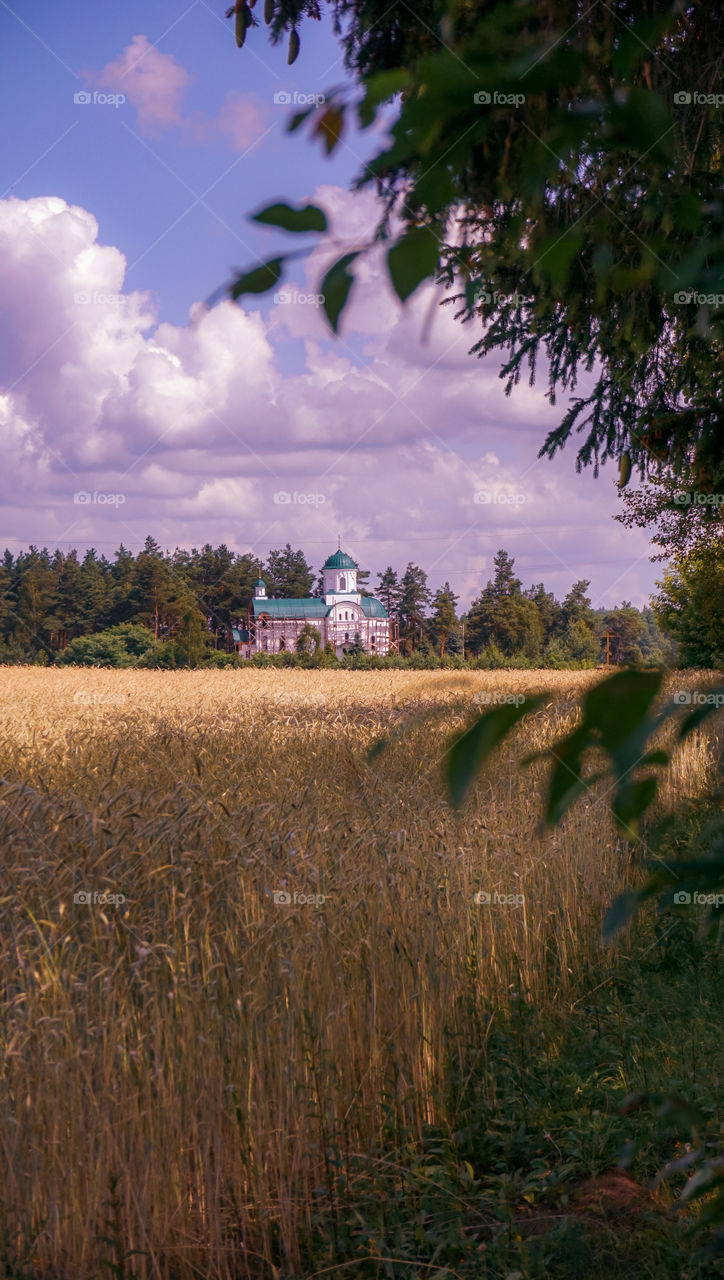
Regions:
[[250, 652, 286, 668], [56, 623, 158, 668], [201, 652, 243, 669], [138, 640, 178, 669], [470, 643, 507, 669]]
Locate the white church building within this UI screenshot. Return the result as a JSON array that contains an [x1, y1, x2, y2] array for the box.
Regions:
[[232, 548, 396, 658]]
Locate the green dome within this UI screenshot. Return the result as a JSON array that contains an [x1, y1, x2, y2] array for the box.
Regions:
[[322, 550, 358, 570], [255, 577, 266, 587]]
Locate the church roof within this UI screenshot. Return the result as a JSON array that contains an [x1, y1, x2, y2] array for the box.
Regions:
[[360, 596, 387, 618], [251, 595, 388, 619], [252, 598, 328, 619], [322, 549, 358, 570]]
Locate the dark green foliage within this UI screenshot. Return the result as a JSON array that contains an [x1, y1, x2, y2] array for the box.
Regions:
[[442, 663, 724, 1245], [375, 566, 401, 619], [466, 549, 545, 661], [266, 920, 724, 1278], [444, 694, 545, 808], [0, 540, 673, 665], [228, 0, 724, 495], [295, 621, 322, 654], [264, 543, 315, 598], [251, 200, 327, 232], [397, 561, 431, 653], [174, 608, 210, 667], [654, 541, 724, 668], [429, 581, 460, 656], [55, 624, 160, 668]]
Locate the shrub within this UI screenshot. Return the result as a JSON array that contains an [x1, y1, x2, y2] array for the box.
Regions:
[[56, 623, 158, 668]]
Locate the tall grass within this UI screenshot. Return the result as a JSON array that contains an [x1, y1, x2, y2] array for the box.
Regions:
[[0, 669, 715, 1277]]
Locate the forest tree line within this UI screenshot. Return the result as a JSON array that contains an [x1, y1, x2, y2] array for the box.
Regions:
[[0, 537, 681, 667]]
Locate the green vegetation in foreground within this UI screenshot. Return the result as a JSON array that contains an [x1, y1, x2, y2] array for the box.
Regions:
[[293, 920, 724, 1279]]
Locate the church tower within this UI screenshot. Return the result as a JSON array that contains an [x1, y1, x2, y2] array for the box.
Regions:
[[321, 547, 360, 605]]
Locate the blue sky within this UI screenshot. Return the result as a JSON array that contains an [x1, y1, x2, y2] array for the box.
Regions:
[[0, 0, 659, 608]]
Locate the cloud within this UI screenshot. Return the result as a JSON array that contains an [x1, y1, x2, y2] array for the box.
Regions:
[[91, 36, 269, 150], [215, 92, 270, 151], [0, 192, 655, 607], [97, 34, 192, 134]]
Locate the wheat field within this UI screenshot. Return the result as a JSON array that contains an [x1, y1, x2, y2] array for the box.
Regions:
[[0, 668, 715, 1278]]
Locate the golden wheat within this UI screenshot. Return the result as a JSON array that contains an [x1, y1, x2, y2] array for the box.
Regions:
[[0, 668, 715, 1277]]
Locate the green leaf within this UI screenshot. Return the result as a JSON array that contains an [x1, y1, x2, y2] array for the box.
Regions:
[[680, 1159, 724, 1204], [314, 105, 345, 154], [444, 696, 545, 809], [535, 232, 583, 288], [678, 686, 724, 738], [544, 725, 592, 826], [612, 775, 658, 839], [230, 257, 284, 298], [638, 748, 670, 767], [387, 225, 440, 302], [252, 202, 327, 233], [358, 68, 411, 129], [320, 252, 358, 333], [288, 105, 317, 133], [621, 1090, 706, 1129], [582, 668, 663, 752], [603, 889, 644, 941], [608, 88, 675, 164], [610, 15, 672, 79]]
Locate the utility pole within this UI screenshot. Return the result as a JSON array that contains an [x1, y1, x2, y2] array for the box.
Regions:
[[602, 629, 615, 666], [461, 619, 465, 660]]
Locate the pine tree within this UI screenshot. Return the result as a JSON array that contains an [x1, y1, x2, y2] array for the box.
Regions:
[[15, 547, 56, 659], [561, 581, 595, 632], [466, 550, 543, 660], [398, 563, 430, 653], [51, 550, 84, 649], [376, 567, 400, 618], [174, 608, 210, 668], [524, 583, 562, 644], [79, 550, 112, 634], [429, 583, 459, 657], [265, 545, 314, 598]]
